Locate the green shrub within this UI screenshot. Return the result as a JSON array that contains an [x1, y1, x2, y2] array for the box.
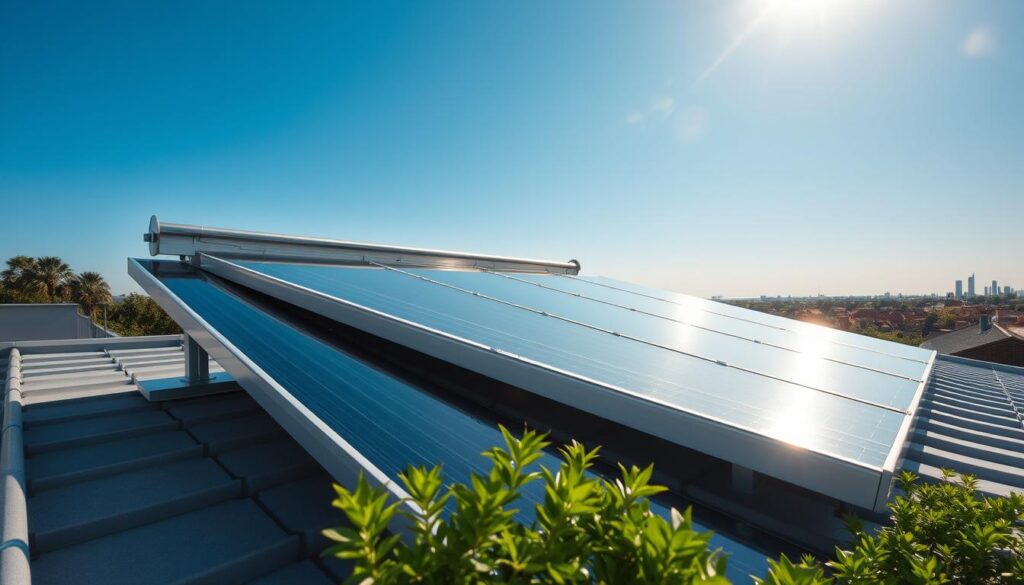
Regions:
[[324, 430, 1024, 584], [323, 426, 729, 584]]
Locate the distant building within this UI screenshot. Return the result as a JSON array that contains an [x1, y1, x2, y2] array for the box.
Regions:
[[985, 286, 991, 296], [922, 315, 1024, 367], [992, 280, 999, 297], [955, 280, 963, 299], [968, 273, 976, 298]]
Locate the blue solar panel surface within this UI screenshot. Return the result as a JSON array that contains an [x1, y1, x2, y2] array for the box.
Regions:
[[144, 261, 768, 578], [235, 261, 922, 469]]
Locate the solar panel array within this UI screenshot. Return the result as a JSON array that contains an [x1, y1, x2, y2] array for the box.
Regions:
[[137, 259, 769, 578], [229, 260, 934, 470]]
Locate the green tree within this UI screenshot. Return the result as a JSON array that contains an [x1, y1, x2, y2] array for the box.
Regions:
[[105, 293, 181, 336], [0, 256, 46, 303], [28, 256, 75, 302], [69, 271, 113, 318]]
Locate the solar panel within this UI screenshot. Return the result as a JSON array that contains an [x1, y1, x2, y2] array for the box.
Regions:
[[129, 259, 768, 579], [197, 255, 935, 509]]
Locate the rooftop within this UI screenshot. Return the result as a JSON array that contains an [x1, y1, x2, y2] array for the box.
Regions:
[[921, 321, 1022, 355], [2, 217, 1023, 584]]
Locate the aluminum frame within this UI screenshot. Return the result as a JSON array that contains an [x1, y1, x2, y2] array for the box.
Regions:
[[145, 216, 580, 274], [198, 253, 904, 510], [127, 258, 420, 532]]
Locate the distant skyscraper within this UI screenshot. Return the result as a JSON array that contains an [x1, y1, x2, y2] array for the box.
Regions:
[[985, 286, 990, 296], [992, 280, 998, 297], [968, 273, 976, 298], [955, 280, 963, 299]]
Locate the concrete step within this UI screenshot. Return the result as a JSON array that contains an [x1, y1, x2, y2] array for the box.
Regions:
[[26, 430, 203, 494], [219, 439, 320, 495], [30, 499, 299, 585], [29, 458, 241, 554], [24, 410, 178, 455]]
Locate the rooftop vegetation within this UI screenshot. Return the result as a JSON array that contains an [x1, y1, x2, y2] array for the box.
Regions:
[[1, 255, 179, 336], [324, 427, 1024, 584]]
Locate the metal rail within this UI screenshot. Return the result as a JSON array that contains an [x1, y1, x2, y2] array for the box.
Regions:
[[144, 216, 580, 274]]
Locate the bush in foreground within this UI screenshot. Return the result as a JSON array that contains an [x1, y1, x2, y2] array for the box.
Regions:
[[323, 428, 1024, 584]]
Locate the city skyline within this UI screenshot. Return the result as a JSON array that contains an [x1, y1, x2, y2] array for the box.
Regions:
[[2, 1, 1022, 298]]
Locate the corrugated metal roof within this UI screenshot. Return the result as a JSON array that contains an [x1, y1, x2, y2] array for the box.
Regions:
[[902, 354, 1024, 497], [5, 338, 350, 584]]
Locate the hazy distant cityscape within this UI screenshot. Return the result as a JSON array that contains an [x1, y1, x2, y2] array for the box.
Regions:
[[724, 272, 1022, 347]]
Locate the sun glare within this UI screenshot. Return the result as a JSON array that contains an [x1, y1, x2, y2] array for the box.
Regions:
[[764, 0, 860, 34]]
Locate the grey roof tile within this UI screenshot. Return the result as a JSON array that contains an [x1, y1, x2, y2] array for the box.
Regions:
[[246, 560, 334, 585], [165, 392, 263, 427], [23, 393, 156, 427], [24, 409, 178, 455], [30, 499, 299, 585], [189, 412, 286, 454], [218, 438, 321, 494], [26, 430, 202, 493], [256, 473, 338, 558], [29, 458, 241, 553]]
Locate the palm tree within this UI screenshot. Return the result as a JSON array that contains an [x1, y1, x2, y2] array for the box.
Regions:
[[29, 256, 75, 302], [70, 271, 113, 317], [1, 256, 41, 302]]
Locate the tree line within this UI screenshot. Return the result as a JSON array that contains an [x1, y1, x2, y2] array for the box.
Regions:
[[1, 255, 180, 336]]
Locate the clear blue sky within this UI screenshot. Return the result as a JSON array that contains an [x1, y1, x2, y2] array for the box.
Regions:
[[1, 0, 1021, 297]]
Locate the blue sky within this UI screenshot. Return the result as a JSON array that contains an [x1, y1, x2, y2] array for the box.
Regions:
[[1, 0, 1021, 297]]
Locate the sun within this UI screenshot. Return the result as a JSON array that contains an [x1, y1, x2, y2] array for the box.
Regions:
[[764, 0, 858, 33]]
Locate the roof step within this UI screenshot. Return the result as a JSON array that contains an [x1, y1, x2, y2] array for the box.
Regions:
[[164, 393, 262, 428], [930, 387, 1014, 410], [23, 394, 156, 428], [29, 458, 241, 554], [255, 473, 337, 558], [916, 406, 1024, 439], [22, 372, 130, 394], [910, 428, 1024, 469], [24, 410, 179, 455], [914, 416, 1024, 453], [901, 459, 1019, 498], [29, 499, 299, 585], [903, 443, 1024, 488], [218, 439, 321, 495], [188, 412, 286, 455], [26, 430, 203, 494], [21, 362, 119, 378], [22, 383, 140, 406], [922, 392, 1017, 418], [919, 397, 1022, 428], [246, 561, 334, 585]]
